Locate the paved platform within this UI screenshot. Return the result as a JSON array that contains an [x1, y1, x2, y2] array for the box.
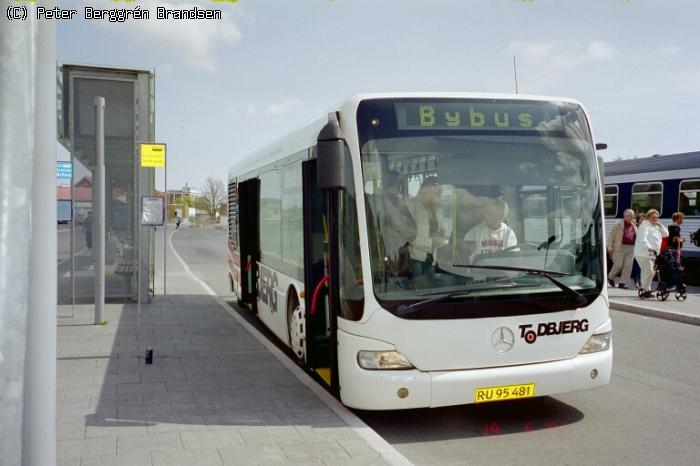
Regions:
[[56, 228, 410, 466], [608, 283, 700, 326]]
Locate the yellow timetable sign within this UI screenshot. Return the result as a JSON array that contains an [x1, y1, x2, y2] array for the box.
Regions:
[[140, 143, 166, 167]]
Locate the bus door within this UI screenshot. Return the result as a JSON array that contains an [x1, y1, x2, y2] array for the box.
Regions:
[[302, 159, 335, 389], [237, 178, 260, 312]]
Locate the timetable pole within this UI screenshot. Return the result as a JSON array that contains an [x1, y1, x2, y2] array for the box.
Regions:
[[164, 156, 167, 300], [138, 188, 142, 313], [94, 97, 106, 325], [24, 16, 58, 465]]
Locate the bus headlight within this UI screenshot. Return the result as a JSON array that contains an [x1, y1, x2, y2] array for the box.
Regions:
[[357, 350, 414, 370], [578, 332, 612, 354]]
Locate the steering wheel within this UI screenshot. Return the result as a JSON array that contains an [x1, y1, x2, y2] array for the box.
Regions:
[[503, 242, 541, 252]]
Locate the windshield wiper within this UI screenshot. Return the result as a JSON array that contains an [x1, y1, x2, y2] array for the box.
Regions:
[[538, 235, 561, 269], [396, 283, 541, 317], [452, 264, 588, 307]]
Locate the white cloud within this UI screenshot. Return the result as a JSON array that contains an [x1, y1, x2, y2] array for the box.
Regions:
[[584, 41, 617, 62], [247, 98, 303, 117], [508, 40, 617, 71], [96, 1, 241, 71], [156, 63, 174, 76], [660, 45, 684, 56], [615, 68, 700, 96], [508, 40, 559, 63]]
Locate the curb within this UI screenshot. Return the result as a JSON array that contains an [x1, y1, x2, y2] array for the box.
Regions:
[[609, 300, 700, 326], [167, 229, 414, 466]]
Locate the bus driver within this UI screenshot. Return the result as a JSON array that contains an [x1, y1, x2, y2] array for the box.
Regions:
[[463, 197, 517, 260]]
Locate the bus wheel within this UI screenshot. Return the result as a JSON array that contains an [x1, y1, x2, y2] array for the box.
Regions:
[[287, 291, 306, 362]]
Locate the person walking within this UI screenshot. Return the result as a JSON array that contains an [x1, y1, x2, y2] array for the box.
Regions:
[[634, 209, 669, 294], [84, 210, 93, 249], [607, 209, 636, 289], [175, 214, 181, 230], [668, 211, 684, 263], [630, 212, 645, 288]]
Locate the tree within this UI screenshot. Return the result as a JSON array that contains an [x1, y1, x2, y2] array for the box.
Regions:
[[201, 177, 226, 220]]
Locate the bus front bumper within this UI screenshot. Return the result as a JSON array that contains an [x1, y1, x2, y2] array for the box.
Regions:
[[338, 331, 612, 410]]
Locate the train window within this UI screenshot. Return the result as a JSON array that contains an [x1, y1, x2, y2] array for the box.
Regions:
[[679, 179, 700, 217], [631, 182, 663, 216], [604, 185, 618, 217]]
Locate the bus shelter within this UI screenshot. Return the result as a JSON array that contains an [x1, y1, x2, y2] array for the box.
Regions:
[[57, 64, 155, 304]]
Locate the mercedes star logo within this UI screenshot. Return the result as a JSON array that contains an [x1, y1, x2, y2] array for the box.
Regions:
[[491, 327, 515, 353]]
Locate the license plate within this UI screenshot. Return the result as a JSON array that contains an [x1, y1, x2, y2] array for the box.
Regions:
[[474, 383, 535, 403]]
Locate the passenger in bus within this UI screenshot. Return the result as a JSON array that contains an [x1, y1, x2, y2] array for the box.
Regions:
[[463, 197, 517, 259], [634, 209, 669, 293], [607, 208, 637, 289], [409, 176, 447, 274], [379, 171, 417, 262], [630, 212, 646, 288]]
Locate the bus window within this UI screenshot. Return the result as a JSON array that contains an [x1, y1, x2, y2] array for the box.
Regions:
[[338, 145, 364, 321], [521, 186, 548, 243], [228, 180, 239, 249], [679, 180, 700, 217], [631, 182, 662, 216], [259, 169, 282, 264], [604, 185, 618, 217], [281, 161, 304, 280], [359, 98, 603, 317]]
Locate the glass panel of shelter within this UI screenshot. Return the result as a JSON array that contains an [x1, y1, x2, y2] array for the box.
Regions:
[[69, 77, 136, 303]]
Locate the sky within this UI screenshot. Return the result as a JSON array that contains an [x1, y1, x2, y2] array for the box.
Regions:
[[54, 0, 700, 191]]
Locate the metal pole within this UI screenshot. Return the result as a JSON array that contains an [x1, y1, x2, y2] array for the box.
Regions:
[[512, 55, 519, 94], [23, 14, 57, 466], [164, 156, 167, 298], [94, 97, 106, 324], [138, 207, 142, 313], [1, 15, 34, 465]]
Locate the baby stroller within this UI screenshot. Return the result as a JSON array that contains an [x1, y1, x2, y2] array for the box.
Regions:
[[638, 250, 687, 301]]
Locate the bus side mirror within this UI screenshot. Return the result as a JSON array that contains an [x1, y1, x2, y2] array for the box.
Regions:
[[595, 143, 607, 151], [597, 155, 605, 184], [317, 113, 347, 191]]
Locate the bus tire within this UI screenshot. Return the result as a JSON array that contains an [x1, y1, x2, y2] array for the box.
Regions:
[[287, 288, 306, 362]]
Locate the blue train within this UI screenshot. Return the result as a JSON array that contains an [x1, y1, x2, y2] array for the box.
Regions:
[[604, 151, 700, 284]]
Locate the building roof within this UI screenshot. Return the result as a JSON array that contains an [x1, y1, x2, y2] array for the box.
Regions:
[[605, 151, 700, 176]]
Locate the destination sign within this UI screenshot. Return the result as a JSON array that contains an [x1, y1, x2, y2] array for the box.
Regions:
[[394, 101, 568, 131]]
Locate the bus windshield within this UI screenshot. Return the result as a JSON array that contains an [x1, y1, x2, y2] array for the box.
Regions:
[[357, 98, 604, 318]]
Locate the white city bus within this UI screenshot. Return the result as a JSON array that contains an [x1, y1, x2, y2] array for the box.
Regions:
[[227, 93, 612, 410]]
